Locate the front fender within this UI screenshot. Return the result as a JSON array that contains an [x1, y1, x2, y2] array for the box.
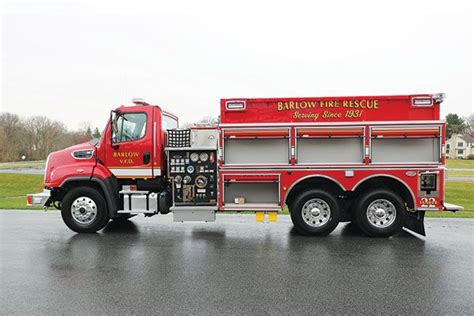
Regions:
[[59, 176, 120, 218], [46, 162, 95, 188]]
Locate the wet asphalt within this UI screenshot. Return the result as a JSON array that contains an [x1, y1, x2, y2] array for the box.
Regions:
[[0, 211, 473, 315]]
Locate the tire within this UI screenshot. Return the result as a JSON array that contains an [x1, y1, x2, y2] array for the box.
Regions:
[[61, 186, 110, 233], [290, 189, 341, 236], [353, 189, 404, 237]]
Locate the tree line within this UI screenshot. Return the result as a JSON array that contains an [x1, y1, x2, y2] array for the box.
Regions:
[[0, 112, 101, 162]]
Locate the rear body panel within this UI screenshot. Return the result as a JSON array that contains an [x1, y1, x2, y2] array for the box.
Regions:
[[218, 94, 447, 213]]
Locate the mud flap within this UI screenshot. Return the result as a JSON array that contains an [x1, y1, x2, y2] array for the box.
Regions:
[[403, 211, 426, 236]]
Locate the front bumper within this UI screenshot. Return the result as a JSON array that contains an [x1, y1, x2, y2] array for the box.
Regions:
[[26, 189, 51, 207]]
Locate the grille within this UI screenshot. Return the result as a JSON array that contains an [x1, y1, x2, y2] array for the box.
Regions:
[[167, 129, 191, 147]]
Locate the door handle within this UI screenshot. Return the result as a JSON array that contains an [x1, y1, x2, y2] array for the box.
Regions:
[[143, 152, 151, 165]]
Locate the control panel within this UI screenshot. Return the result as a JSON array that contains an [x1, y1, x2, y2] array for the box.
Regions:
[[168, 150, 217, 206]]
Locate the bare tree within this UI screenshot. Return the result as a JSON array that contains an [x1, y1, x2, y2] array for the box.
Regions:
[[0, 113, 28, 161], [0, 125, 8, 161], [465, 113, 474, 133], [0, 112, 99, 162], [23, 116, 68, 160]]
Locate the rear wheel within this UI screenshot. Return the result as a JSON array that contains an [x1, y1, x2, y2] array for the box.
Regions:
[[61, 186, 109, 233], [290, 189, 341, 236], [353, 189, 404, 237]]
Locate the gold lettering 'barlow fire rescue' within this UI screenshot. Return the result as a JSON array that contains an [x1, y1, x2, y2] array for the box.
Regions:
[[277, 99, 379, 111], [277, 99, 380, 121]]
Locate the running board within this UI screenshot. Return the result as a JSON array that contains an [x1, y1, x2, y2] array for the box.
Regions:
[[117, 210, 156, 215]]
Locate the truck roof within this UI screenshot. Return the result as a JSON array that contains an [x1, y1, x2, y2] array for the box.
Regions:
[[220, 93, 443, 124]]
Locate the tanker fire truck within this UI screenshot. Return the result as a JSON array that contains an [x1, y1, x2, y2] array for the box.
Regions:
[[27, 94, 463, 237]]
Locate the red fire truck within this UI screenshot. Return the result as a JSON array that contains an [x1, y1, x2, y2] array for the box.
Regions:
[[27, 94, 463, 237]]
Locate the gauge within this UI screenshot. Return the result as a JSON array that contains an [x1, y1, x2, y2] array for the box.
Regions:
[[186, 165, 195, 174], [190, 152, 199, 162], [199, 152, 209, 162], [195, 175, 208, 189], [183, 176, 192, 184], [174, 175, 182, 184]]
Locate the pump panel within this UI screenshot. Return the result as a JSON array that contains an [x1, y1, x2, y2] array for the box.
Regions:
[[168, 150, 217, 206]]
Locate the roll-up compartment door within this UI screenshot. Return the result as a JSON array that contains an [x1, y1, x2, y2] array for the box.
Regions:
[[223, 129, 290, 165], [371, 126, 441, 163], [222, 174, 280, 209], [296, 127, 364, 164]]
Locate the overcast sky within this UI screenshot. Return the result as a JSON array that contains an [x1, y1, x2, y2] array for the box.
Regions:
[[1, 0, 473, 130]]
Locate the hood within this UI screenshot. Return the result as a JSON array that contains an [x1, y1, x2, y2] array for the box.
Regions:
[[44, 142, 97, 186]]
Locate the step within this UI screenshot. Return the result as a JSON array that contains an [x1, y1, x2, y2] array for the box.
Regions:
[[117, 210, 156, 214], [171, 206, 216, 222], [119, 190, 149, 195]]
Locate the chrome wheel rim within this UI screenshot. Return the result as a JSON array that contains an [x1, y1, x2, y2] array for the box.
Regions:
[[366, 199, 396, 228], [302, 198, 331, 227], [71, 196, 97, 225]]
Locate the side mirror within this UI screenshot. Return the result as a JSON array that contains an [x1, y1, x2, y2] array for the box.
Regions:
[[110, 110, 120, 150]]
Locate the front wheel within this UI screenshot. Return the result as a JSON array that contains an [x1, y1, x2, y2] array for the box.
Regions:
[[353, 189, 404, 237], [61, 186, 110, 233], [290, 189, 341, 236]]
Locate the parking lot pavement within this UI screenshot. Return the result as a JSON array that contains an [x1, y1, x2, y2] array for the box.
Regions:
[[1, 211, 473, 315]]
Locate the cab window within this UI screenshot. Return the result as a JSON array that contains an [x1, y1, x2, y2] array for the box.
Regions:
[[162, 114, 178, 130], [112, 113, 147, 143]]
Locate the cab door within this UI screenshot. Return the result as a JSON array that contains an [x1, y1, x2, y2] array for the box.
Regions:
[[105, 107, 155, 179]]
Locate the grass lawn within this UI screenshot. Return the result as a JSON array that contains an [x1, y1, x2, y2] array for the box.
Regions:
[[448, 170, 474, 177], [446, 159, 474, 169], [0, 173, 44, 209], [0, 160, 45, 169], [444, 181, 474, 211], [1, 173, 473, 217]]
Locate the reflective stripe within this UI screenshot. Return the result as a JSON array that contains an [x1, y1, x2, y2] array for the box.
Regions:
[[110, 168, 160, 177]]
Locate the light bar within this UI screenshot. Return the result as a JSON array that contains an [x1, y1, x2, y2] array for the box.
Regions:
[[132, 98, 149, 105]]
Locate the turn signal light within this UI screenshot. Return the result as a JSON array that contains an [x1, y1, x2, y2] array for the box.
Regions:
[[26, 195, 33, 206]]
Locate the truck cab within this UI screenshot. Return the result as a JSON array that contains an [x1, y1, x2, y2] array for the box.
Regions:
[[28, 99, 180, 232]]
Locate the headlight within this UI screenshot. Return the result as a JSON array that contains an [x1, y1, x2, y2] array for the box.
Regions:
[[71, 149, 94, 160]]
